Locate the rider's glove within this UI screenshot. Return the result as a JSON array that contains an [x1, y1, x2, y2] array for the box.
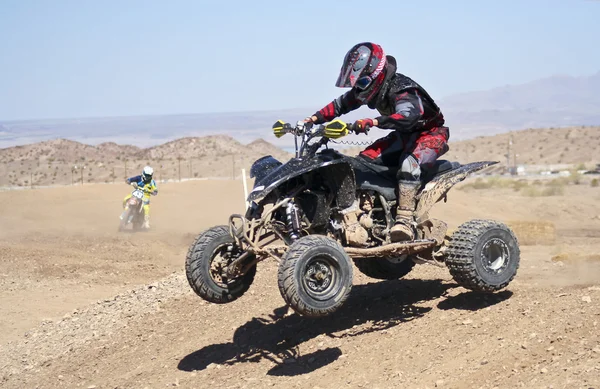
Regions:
[[307, 112, 326, 125], [351, 118, 374, 134]]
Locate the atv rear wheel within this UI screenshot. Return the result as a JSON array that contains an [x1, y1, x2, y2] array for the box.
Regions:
[[278, 235, 353, 317], [185, 225, 256, 304], [353, 256, 415, 280], [445, 219, 519, 292]]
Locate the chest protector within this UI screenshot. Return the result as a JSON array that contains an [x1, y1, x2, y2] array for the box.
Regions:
[[369, 73, 444, 129]]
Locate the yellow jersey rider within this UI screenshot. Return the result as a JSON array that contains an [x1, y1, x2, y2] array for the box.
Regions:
[[123, 166, 158, 229]]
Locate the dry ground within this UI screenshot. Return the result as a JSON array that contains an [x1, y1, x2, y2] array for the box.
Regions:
[[1, 179, 600, 389]]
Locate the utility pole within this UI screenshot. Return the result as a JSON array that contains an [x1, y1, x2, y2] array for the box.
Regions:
[[232, 155, 235, 180], [506, 135, 513, 173], [178, 157, 181, 182]]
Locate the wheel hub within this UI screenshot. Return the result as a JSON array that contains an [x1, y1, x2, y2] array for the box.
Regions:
[[481, 238, 510, 274], [304, 260, 333, 293], [210, 244, 233, 287]]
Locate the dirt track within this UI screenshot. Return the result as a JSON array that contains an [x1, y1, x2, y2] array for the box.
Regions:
[[1, 180, 600, 388]]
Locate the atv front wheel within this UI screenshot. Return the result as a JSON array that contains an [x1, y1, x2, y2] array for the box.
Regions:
[[353, 256, 415, 280], [445, 219, 519, 292], [185, 226, 256, 304], [278, 235, 353, 317], [118, 208, 131, 232]]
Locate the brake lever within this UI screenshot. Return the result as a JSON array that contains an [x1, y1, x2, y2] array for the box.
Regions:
[[348, 122, 370, 135]]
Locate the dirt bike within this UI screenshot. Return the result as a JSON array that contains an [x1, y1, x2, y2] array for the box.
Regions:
[[118, 183, 148, 232], [185, 120, 520, 317]]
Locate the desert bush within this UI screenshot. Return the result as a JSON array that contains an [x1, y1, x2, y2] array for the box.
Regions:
[[522, 183, 565, 197], [592, 179, 599, 188], [459, 177, 526, 191], [511, 180, 529, 192]]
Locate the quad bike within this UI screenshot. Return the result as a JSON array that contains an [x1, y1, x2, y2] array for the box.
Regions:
[[185, 120, 520, 317], [119, 183, 149, 232]]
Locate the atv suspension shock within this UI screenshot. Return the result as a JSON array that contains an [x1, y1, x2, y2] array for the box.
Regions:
[[286, 200, 301, 241]]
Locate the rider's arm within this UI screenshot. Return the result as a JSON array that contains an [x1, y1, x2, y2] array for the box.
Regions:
[[374, 90, 423, 132], [125, 175, 141, 184], [311, 89, 363, 124], [151, 180, 158, 195]]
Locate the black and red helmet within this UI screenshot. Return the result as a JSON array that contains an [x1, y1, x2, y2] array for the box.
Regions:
[[335, 42, 387, 101]]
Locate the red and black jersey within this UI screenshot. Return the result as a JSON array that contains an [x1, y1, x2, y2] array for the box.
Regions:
[[313, 56, 445, 134]]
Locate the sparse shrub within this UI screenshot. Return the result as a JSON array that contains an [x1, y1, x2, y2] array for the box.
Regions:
[[568, 171, 582, 185], [547, 177, 569, 187], [592, 179, 599, 188], [525, 182, 566, 197], [511, 180, 529, 192], [542, 185, 565, 196]]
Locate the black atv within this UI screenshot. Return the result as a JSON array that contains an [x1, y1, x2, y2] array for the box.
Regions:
[[185, 120, 520, 317]]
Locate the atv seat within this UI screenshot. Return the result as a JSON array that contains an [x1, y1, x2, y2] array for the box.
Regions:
[[421, 160, 462, 182], [352, 157, 462, 201]]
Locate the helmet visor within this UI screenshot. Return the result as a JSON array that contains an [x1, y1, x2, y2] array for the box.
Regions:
[[335, 47, 371, 88]]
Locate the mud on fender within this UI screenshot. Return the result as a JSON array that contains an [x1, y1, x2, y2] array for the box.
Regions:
[[416, 161, 498, 222]]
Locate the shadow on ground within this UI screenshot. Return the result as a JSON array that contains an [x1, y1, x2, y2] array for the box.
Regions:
[[179, 278, 463, 376], [437, 290, 513, 311]]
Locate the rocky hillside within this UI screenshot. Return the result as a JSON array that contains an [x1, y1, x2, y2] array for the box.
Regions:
[[0, 136, 290, 187], [443, 125, 600, 167], [340, 125, 600, 169]]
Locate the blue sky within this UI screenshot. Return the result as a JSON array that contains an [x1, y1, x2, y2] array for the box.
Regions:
[[1, 0, 599, 121]]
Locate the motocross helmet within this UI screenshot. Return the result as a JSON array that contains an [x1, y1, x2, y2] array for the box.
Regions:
[[142, 166, 154, 183], [336, 42, 388, 103]]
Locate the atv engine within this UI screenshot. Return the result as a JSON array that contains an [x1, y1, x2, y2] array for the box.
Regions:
[[335, 191, 389, 247]]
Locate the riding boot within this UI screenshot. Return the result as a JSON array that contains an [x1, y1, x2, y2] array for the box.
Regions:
[[390, 180, 420, 242], [143, 214, 151, 229]]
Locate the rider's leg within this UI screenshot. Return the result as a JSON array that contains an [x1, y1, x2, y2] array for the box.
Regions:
[[390, 127, 450, 242], [142, 202, 150, 229], [390, 156, 421, 242]]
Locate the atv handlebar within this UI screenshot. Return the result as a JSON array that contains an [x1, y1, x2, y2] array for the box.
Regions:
[[272, 119, 365, 159]]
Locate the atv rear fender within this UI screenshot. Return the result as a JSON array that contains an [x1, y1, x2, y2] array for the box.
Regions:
[[415, 161, 497, 223]]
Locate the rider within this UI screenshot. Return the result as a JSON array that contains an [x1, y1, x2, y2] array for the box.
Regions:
[[124, 166, 158, 229], [305, 42, 449, 242]]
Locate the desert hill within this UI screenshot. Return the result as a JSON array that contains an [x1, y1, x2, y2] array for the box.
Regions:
[[0, 135, 290, 187], [3, 125, 600, 188], [444, 125, 600, 167], [342, 125, 600, 170]]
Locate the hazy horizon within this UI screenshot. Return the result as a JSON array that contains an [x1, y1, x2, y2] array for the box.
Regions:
[[2, 0, 600, 122]]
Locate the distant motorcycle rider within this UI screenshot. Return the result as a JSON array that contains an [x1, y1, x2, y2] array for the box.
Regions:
[[305, 42, 450, 242], [124, 166, 158, 229]]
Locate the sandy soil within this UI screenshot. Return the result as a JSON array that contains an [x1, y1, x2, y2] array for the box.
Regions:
[[1, 179, 599, 389]]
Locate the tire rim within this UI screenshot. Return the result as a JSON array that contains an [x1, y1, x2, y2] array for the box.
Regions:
[[209, 243, 232, 288], [302, 255, 340, 300], [480, 238, 510, 274]]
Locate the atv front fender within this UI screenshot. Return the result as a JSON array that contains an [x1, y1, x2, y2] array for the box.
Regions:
[[248, 158, 356, 209]]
